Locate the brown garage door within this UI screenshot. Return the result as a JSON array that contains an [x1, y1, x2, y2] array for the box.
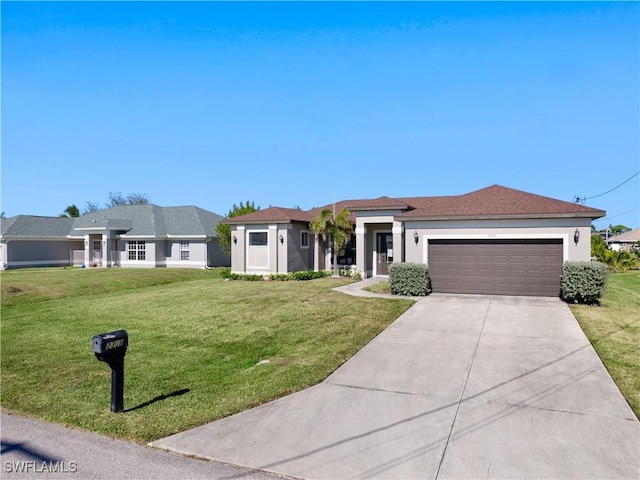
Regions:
[[428, 239, 563, 297]]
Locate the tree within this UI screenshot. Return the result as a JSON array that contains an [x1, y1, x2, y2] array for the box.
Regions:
[[60, 204, 80, 218], [81, 192, 151, 214], [609, 224, 631, 236], [82, 202, 101, 215], [591, 234, 608, 261], [215, 201, 259, 257], [107, 192, 149, 207], [310, 207, 353, 276]]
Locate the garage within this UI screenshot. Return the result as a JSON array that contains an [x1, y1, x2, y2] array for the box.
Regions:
[[428, 239, 563, 297]]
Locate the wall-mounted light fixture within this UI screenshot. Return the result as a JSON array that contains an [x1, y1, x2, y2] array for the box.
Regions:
[[413, 230, 419, 245], [574, 228, 580, 245], [279, 234, 284, 244], [232, 235, 237, 244]]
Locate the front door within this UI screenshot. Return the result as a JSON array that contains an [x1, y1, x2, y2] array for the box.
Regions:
[[376, 232, 394, 275]]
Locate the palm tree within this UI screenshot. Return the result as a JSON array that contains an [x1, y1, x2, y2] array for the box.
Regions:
[[60, 204, 80, 218], [310, 207, 353, 276]]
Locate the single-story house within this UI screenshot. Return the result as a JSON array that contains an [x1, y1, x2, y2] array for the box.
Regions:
[[608, 228, 640, 252], [225, 185, 605, 297], [0, 204, 229, 270]]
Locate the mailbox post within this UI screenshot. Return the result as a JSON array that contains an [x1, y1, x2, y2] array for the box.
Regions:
[[92, 330, 128, 412]]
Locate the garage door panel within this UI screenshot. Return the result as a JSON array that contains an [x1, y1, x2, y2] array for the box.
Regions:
[[428, 239, 562, 297]]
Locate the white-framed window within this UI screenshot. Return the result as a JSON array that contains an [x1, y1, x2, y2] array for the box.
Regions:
[[180, 240, 190, 261], [93, 240, 102, 251], [247, 230, 269, 268], [249, 232, 268, 246], [301, 231, 309, 249], [128, 241, 146, 260]]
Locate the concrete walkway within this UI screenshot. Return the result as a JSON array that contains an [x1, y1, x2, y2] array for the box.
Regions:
[[152, 282, 639, 479]]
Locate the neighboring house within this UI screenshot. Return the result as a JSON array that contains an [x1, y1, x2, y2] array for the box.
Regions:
[[608, 228, 640, 252], [225, 185, 606, 297], [0, 204, 229, 270]]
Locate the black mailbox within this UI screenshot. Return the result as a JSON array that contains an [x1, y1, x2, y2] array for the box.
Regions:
[[93, 330, 128, 361], [92, 330, 128, 413]]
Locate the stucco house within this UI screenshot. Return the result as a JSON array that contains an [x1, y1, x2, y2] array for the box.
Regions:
[[608, 228, 640, 252], [225, 185, 605, 297], [0, 204, 229, 270]]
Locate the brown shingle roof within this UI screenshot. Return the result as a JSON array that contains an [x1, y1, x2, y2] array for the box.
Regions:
[[224, 185, 606, 224], [398, 185, 606, 220], [224, 206, 313, 224]]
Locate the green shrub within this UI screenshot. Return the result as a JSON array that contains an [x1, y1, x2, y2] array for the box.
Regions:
[[228, 270, 332, 282], [561, 261, 608, 305], [218, 267, 232, 278], [268, 273, 291, 281], [389, 263, 430, 296], [290, 270, 332, 281]]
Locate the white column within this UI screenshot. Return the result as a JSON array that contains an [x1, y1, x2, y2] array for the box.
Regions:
[[356, 226, 367, 277]]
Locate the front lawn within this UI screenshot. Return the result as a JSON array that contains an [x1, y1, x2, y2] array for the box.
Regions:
[[569, 272, 640, 418], [1, 268, 413, 442]]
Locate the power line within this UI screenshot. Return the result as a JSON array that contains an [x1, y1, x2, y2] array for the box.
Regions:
[[574, 170, 640, 204], [592, 207, 639, 223]]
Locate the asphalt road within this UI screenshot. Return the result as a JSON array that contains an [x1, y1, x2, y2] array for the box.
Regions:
[[0, 412, 292, 480]]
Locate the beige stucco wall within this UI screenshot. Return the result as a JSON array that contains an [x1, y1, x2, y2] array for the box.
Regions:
[[287, 223, 313, 272], [403, 218, 594, 266], [233, 223, 293, 275]]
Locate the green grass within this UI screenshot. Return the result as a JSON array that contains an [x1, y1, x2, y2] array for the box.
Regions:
[[1, 268, 413, 442], [569, 272, 640, 418], [363, 280, 391, 294]]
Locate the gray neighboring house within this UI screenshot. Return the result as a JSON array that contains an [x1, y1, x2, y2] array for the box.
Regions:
[[608, 228, 640, 252], [0, 205, 229, 270], [226, 185, 606, 297]]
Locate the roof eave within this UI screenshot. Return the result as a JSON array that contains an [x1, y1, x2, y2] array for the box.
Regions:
[[224, 219, 299, 225], [398, 212, 606, 221], [348, 206, 410, 212]]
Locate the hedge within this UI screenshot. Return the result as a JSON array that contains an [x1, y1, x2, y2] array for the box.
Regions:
[[223, 270, 332, 282], [561, 261, 608, 305], [389, 262, 431, 296]]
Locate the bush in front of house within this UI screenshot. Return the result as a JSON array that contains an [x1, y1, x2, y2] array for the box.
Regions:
[[389, 262, 431, 296], [561, 261, 608, 305], [289, 270, 332, 281], [225, 270, 333, 281]]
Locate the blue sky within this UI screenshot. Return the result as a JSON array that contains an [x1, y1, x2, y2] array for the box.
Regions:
[[2, 1, 639, 229]]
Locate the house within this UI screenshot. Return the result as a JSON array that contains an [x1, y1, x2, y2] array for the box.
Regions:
[[608, 228, 640, 252], [225, 185, 605, 297], [0, 204, 229, 270]]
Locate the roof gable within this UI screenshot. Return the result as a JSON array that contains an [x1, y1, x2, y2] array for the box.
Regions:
[[398, 185, 606, 220]]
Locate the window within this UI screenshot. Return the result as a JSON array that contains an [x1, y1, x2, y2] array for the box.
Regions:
[[128, 241, 146, 260], [301, 231, 309, 248], [247, 230, 269, 268], [249, 232, 268, 246], [337, 235, 356, 265], [180, 240, 190, 261], [93, 240, 102, 251]]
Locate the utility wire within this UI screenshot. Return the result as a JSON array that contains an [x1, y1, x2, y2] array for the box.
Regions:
[[592, 207, 639, 223], [574, 170, 640, 204]]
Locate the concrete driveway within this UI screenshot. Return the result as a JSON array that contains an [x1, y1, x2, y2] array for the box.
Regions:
[[152, 292, 639, 479]]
